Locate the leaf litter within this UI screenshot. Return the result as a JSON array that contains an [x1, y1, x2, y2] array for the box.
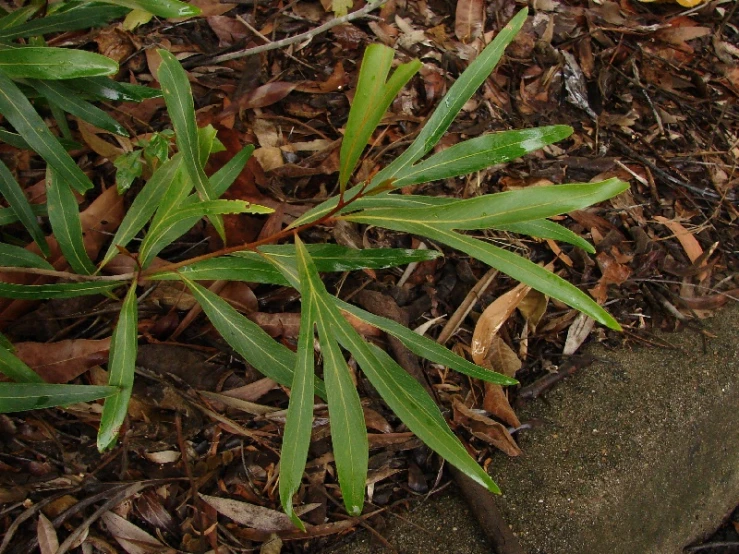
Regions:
[[0, 0, 737, 552]]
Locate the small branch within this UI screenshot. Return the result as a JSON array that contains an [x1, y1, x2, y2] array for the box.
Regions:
[[190, 0, 386, 66], [141, 186, 369, 278]]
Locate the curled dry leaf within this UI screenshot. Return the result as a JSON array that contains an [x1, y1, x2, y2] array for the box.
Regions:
[[471, 282, 531, 366], [482, 335, 521, 427], [452, 398, 521, 457], [653, 216, 703, 263], [101, 511, 172, 554], [589, 251, 631, 304], [517, 290, 548, 332], [12, 338, 111, 383], [135, 490, 179, 536], [563, 313, 595, 356]]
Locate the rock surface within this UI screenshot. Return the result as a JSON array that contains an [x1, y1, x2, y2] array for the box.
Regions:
[[330, 304, 739, 553]]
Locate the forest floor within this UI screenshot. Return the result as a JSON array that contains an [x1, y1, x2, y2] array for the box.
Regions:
[[0, 0, 737, 553]]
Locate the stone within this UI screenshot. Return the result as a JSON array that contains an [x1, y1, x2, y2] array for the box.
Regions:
[[491, 303, 739, 553]]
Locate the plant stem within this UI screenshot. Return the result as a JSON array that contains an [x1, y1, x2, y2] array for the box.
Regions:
[[140, 185, 368, 278]]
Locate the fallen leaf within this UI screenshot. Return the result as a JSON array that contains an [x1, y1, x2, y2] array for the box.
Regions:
[[37, 513, 59, 554], [483, 382, 521, 428], [452, 398, 521, 456], [200, 494, 309, 532], [455, 0, 485, 43], [102, 511, 172, 554], [563, 313, 595, 356], [517, 290, 548, 332], [471, 282, 531, 366], [13, 338, 111, 383], [653, 216, 703, 263]]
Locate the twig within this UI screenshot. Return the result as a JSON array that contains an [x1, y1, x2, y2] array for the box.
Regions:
[[436, 267, 498, 345], [612, 137, 730, 202], [192, 0, 387, 66]]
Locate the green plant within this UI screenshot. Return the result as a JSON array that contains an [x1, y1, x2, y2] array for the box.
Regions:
[[0, 0, 200, 255], [0, 8, 627, 525]]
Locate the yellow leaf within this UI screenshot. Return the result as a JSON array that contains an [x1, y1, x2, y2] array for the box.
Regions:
[[123, 9, 153, 31], [332, 0, 353, 17]]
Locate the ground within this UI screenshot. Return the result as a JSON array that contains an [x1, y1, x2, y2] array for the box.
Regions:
[[0, 0, 737, 553]]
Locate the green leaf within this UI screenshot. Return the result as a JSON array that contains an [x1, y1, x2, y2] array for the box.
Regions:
[[150, 244, 441, 283], [156, 49, 225, 239], [0, 343, 43, 383], [65, 76, 162, 102], [364, 342, 501, 493], [290, 8, 529, 228], [334, 299, 517, 386], [139, 198, 269, 268], [46, 166, 95, 275], [279, 274, 316, 529], [113, 150, 143, 194], [0, 203, 47, 225], [0, 158, 49, 256], [97, 0, 202, 18], [392, 126, 572, 188], [0, 5, 39, 31], [197, 124, 224, 166], [0, 71, 94, 193], [0, 127, 78, 151], [0, 5, 128, 40], [410, 224, 621, 330], [0, 48, 118, 80], [0, 280, 120, 299], [140, 130, 173, 167], [181, 276, 327, 400], [266, 242, 499, 497], [101, 154, 184, 268], [0, 243, 53, 270], [494, 220, 595, 254], [372, 9, 528, 186], [28, 80, 128, 136], [211, 144, 254, 197], [274, 238, 367, 516], [97, 284, 138, 451], [339, 44, 420, 192], [0, 383, 117, 413], [342, 179, 629, 231]]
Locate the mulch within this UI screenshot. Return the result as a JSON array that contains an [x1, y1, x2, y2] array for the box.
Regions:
[[0, 0, 737, 552]]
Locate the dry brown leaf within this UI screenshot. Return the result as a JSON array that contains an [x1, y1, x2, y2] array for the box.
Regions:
[[653, 216, 703, 263], [207, 15, 249, 47], [589, 251, 631, 304], [362, 407, 393, 433], [101, 511, 172, 554], [483, 382, 521, 428], [248, 312, 300, 338], [486, 336, 521, 378], [455, 0, 484, 43], [471, 282, 531, 366], [13, 338, 111, 383], [37, 513, 59, 554], [452, 399, 521, 457], [222, 377, 278, 402], [220, 282, 258, 313], [563, 313, 595, 356], [135, 490, 178, 537], [200, 494, 316, 532], [517, 290, 548, 332]]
